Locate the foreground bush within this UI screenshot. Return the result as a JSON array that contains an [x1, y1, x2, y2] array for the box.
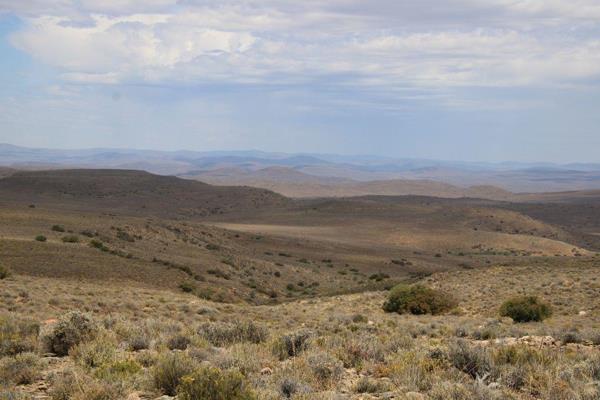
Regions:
[[153, 352, 196, 396], [178, 366, 256, 400], [499, 296, 552, 323], [0, 352, 40, 385], [383, 284, 457, 315], [42, 311, 99, 356], [70, 336, 116, 369], [48, 369, 122, 400], [0, 314, 40, 356]]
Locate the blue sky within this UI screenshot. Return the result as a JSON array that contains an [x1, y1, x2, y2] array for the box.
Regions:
[[0, 0, 599, 162]]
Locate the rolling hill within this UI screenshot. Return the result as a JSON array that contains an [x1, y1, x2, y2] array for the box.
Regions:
[[0, 169, 290, 218], [184, 166, 516, 200]]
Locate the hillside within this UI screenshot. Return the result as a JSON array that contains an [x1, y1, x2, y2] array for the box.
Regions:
[[3, 168, 600, 400], [0, 169, 290, 218]]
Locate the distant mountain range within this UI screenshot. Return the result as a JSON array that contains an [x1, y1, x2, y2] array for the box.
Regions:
[[2, 143, 600, 195]]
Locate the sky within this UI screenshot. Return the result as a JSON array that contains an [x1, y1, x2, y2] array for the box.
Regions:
[[0, 0, 599, 163]]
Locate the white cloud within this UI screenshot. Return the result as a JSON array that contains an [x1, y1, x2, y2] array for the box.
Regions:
[[4, 0, 600, 90]]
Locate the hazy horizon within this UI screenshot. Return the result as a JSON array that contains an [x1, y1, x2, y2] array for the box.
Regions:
[[3, 142, 600, 167], [1, 1, 600, 163]]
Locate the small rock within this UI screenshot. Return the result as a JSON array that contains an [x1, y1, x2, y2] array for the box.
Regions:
[[260, 367, 273, 375], [579, 310, 587, 316]]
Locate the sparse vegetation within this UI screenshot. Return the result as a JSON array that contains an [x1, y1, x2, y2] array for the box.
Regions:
[[3, 169, 600, 399], [35, 235, 47, 242]]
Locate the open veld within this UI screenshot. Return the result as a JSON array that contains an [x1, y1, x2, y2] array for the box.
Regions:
[[2, 169, 600, 399]]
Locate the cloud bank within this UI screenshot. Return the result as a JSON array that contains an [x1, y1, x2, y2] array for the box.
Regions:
[[4, 0, 600, 88]]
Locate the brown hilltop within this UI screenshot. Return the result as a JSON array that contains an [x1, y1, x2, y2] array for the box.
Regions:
[[0, 169, 290, 217]]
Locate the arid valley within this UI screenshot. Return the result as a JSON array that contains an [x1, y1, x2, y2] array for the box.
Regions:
[[1, 164, 600, 399]]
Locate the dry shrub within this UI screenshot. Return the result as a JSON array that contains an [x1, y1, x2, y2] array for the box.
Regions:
[[152, 351, 196, 396], [0, 314, 40, 356], [273, 330, 312, 360], [41, 311, 99, 356], [48, 369, 122, 400], [334, 334, 385, 368], [70, 336, 116, 369], [0, 352, 40, 385], [198, 321, 268, 347], [167, 334, 191, 350], [354, 376, 393, 393], [448, 340, 493, 379], [305, 351, 343, 387], [177, 366, 257, 400]]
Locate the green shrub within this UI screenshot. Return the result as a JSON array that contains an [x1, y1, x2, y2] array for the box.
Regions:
[[382, 284, 457, 315], [51, 225, 65, 232], [152, 352, 196, 396], [198, 321, 268, 347], [89, 240, 108, 251], [177, 366, 256, 400], [35, 235, 47, 242], [499, 296, 552, 323], [0, 265, 10, 280], [42, 311, 99, 356], [61, 235, 79, 243]]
